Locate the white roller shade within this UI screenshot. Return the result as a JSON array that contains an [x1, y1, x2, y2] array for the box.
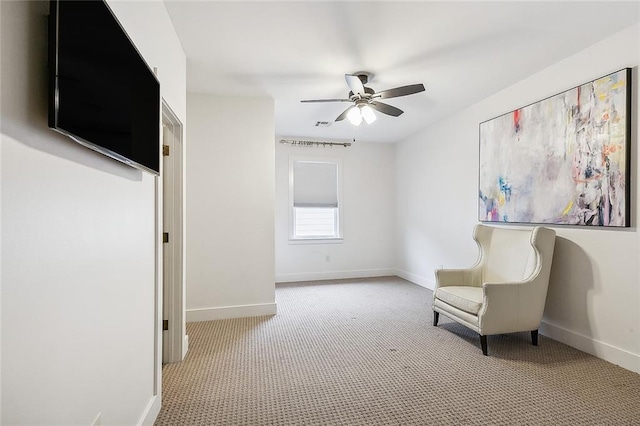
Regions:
[[293, 161, 338, 208]]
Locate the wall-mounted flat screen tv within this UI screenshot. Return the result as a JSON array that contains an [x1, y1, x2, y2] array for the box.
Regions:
[[48, 0, 160, 175]]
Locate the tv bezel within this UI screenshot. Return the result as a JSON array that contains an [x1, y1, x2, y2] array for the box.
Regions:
[[48, 0, 161, 176]]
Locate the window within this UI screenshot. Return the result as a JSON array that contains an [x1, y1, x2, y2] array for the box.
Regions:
[[289, 157, 343, 242]]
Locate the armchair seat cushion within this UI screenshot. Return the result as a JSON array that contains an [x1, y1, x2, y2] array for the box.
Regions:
[[435, 286, 483, 315]]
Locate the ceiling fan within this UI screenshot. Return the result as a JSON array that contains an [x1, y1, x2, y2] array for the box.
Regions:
[[301, 73, 425, 126]]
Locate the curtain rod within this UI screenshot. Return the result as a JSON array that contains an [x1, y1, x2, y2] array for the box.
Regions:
[[280, 139, 352, 147]]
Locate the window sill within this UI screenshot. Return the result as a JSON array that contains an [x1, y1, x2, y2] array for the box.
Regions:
[[289, 237, 344, 245]]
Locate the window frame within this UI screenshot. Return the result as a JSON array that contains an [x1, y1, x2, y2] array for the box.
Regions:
[[288, 155, 343, 244]]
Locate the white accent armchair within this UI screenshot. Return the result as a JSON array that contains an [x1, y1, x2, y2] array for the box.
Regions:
[[433, 224, 556, 355]]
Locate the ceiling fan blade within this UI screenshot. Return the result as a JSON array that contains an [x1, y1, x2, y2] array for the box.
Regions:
[[370, 101, 404, 117], [373, 84, 425, 99], [301, 99, 352, 103], [345, 74, 365, 96], [335, 105, 355, 122]]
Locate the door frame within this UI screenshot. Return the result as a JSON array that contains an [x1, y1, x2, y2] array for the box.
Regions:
[[161, 101, 187, 363]]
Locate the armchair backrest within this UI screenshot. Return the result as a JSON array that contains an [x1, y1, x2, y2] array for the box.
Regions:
[[473, 225, 555, 284]]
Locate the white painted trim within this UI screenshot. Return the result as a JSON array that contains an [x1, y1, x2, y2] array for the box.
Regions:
[[276, 268, 395, 283], [161, 102, 186, 364], [288, 237, 344, 245], [187, 303, 277, 322], [0, 108, 3, 424], [394, 269, 435, 290], [539, 320, 640, 374], [152, 162, 162, 424], [182, 334, 189, 359], [137, 395, 161, 426]]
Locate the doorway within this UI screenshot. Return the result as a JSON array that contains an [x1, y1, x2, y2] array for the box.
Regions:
[[162, 101, 186, 364]]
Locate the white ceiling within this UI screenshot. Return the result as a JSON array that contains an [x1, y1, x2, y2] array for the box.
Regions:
[[164, 1, 639, 144]]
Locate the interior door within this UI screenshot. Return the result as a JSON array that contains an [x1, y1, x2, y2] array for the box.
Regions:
[[162, 105, 185, 364]]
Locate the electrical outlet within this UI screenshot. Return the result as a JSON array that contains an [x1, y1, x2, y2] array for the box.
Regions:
[[91, 413, 102, 426]]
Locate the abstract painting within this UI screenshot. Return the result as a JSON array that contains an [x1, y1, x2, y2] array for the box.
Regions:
[[479, 68, 631, 227]]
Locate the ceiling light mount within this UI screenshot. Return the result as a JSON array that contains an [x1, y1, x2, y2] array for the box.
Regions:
[[352, 71, 374, 85]]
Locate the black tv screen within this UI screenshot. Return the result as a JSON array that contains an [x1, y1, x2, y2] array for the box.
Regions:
[[48, 0, 160, 175]]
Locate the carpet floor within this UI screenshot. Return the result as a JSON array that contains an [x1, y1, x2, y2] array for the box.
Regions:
[[155, 277, 640, 425]]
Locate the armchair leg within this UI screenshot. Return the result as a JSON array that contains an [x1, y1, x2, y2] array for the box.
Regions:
[[433, 311, 439, 326], [531, 330, 539, 346], [479, 335, 488, 356]]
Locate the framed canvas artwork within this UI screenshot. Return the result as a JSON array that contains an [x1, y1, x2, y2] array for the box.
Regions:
[[479, 68, 631, 227]]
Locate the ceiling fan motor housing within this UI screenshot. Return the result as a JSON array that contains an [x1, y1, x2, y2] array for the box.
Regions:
[[349, 86, 375, 100]]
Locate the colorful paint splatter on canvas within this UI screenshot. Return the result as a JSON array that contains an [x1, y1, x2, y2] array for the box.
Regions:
[[479, 69, 630, 227]]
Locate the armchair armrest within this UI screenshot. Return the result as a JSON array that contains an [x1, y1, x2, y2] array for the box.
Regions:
[[435, 267, 482, 289], [479, 278, 546, 335]]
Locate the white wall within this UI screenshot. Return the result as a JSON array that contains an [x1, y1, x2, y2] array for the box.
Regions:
[[0, 1, 186, 424], [107, 1, 186, 120], [396, 24, 640, 373], [275, 140, 396, 282], [0, 2, 3, 419], [186, 93, 276, 321]]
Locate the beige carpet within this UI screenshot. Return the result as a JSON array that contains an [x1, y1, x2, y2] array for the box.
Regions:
[[155, 277, 640, 425]]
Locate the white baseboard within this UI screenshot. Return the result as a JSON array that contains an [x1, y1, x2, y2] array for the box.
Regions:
[[394, 269, 435, 290], [137, 395, 160, 426], [540, 320, 640, 374], [275, 268, 395, 283], [187, 302, 277, 322], [396, 269, 640, 374], [186, 272, 639, 374], [182, 334, 189, 359]]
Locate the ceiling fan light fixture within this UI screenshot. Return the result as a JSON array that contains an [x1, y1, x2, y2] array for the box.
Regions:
[[361, 105, 376, 124], [347, 107, 363, 126]]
